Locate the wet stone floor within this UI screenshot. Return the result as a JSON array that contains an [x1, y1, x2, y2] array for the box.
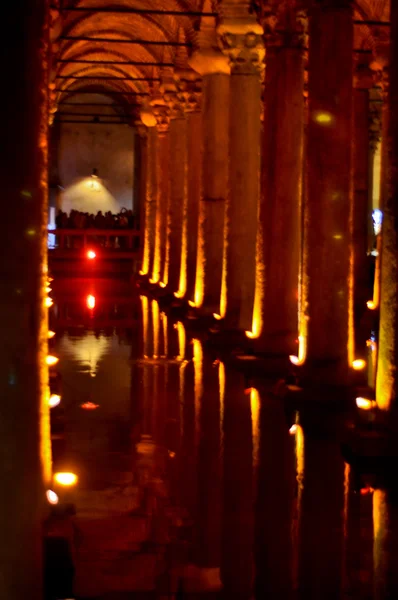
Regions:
[[43, 276, 398, 600]]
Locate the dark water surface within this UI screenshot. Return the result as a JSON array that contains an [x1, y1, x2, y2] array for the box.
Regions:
[[45, 276, 398, 600]]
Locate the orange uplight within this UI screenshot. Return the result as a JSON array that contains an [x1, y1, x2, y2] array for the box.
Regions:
[[49, 394, 61, 408], [81, 401, 99, 410], [188, 300, 196, 308], [352, 359, 366, 371], [356, 397, 376, 410], [87, 294, 95, 309], [367, 300, 376, 310], [45, 286, 52, 293], [289, 335, 306, 366], [360, 486, 375, 495], [46, 355, 59, 366], [46, 490, 59, 505], [289, 424, 298, 435], [54, 472, 78, 486], [44, 297, 53, 308], [213, 313, 223, 321], [48, 330, 56, 339], [159, 282, 167, 289], [87, 250, 96, 260]]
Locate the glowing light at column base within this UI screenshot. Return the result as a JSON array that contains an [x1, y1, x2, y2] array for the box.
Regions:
[[367, 300, 377, 310], [352, 359, 366, 371], [159, 282, 167, 288], [54, 472, 78, 486], [188, 300, 196, 308], [213, 313, 223, 321], [46, 355, 59, 366], [289, 424, 298, 435], [87, 250, 96, 260], [289, 335, 307, 366], [86, 295, 95, 309], [48, 330, 55, 339], [176, 321, 186, 361], [46, 490, 59, 505], [49, 394, 61, 408], [356, 397, 376, 410], [44, 297, 53, 308]]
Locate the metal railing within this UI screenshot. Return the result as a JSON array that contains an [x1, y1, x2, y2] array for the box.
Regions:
[[49, 228, 140, 250]]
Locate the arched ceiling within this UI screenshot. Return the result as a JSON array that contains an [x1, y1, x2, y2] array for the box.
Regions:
[[49, 0, 391, 124]]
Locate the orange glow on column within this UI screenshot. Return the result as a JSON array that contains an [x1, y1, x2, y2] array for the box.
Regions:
[[194, 205, 205, 308], [87, 250, 96, 260], [356, 397, 376, 410], [246, 224, 265, 339], [352, 358, 366, 371], [44, 297, 53, 308]]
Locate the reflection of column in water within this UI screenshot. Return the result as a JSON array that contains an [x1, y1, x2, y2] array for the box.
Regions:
[[373, 487, 398, 600], [292, 423, 305, 591], [151, 299, 160, 359], [140, 296, 150, 359], [254, 390, 295, 599], [297, 419, 345, 600], [342, 463, 373, 598], [193, 339, 222, 590], [161, 311, 168, 358], [221, 366, 253, 600], [180, 356, 197, 524]]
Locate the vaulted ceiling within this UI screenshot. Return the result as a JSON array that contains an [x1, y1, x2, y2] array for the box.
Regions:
[[49, 0, 390, 124]]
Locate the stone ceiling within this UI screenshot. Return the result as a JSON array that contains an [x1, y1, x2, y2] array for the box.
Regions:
[[49, 0, 391, 122]]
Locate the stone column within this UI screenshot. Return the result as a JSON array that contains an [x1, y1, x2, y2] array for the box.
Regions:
[[185, 94, 203, 304], [1, 0, 49, 598], [189, 16, 230, 314], [139, 117, 157, 278], [257, 5, 305, 355], [152, 103, 170, 285], [304, 0, 353, 382], [218, 3, 264, 331], [134, 125, 148, 249], [376, 3, 398, 411], [165, 95, 188, 295], [352, 64, 374, 361]]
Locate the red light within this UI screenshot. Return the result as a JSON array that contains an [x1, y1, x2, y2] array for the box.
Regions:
[[81, 401, 99, 410], [87, 250, 96, 260]]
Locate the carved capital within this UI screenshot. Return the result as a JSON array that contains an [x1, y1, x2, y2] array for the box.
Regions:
[[354, 62, 375, 90], [176, 74, 202, 112], [218, 2, 264, 74], [259, 4, 308, 49], [153, 104, 170, 134]]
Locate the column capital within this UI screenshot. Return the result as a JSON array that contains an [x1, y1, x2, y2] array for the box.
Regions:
[[218, 4, 265, 75], [190, 14, 230, 75], [354, 61, 376, 90], [153, 103, 171, 134], [177, 73, 202, 112], [257, 3, 308, 49]]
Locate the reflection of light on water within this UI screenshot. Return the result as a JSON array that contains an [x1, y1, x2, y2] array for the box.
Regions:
[[140, 296, 149, 359], [193, 339, 203, 446], [250, 388, 260, 468], [161, 312, 168, 357], [152, 299, 160, 358], [219, 362, 225, 444], [176, 321, 186, 361], [59, 332, 111, 378]]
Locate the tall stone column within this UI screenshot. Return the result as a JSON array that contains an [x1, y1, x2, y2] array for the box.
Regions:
[[376, 4, 398, 411], [257, 5, 305, 355], [186, 95, 203, 304], [139, 116, 158, 278], [165, 96, 188, 295], [2, 0, 50, 598], [218, 3, 264, 331], [352, 64, 374, 361], [304, 0, 353, 382], [189, 15, 230, 314], [152, 103, 170, 285], [134, 125, 148, 252]]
